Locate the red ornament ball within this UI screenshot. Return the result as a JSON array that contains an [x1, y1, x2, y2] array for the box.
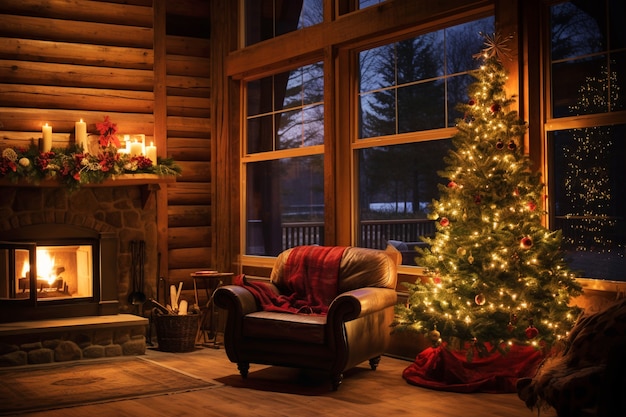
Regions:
[[525, 326, 539, 339], [495, 140, 504, 150], [520, 236, 533, 249], [439, 217, 450, 227], [447, 181, 458, 188], [507, 140, 517, 150], [468, 98, 476, 106], [474, 293, 486, 306], [490, 103, 501, 113], [527, 201, 537, 211]]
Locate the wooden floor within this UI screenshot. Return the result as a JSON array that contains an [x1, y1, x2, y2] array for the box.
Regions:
[[17, 345, 556, 417]]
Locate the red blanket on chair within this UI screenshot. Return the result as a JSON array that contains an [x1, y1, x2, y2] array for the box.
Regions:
[[235, 246, 347, 315]]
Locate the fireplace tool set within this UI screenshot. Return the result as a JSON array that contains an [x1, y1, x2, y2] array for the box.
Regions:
[[128, 240, 147, 311]]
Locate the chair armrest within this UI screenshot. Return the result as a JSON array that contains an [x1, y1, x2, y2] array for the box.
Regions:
[[213, 285, 259, 317], [328, 287, 397, 322]]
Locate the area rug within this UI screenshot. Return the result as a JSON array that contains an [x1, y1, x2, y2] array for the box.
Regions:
[[0, 357, 217, 415]]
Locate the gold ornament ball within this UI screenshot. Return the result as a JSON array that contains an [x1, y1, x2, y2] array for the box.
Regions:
[[428, 330, 441, 342]]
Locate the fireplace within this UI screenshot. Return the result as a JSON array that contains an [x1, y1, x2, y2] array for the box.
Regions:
[[0, 185, 160, 325], [0, 223, 119, 323]]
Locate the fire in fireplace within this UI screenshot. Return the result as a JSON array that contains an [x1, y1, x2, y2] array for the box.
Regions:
[[11, 244, 94, 300]]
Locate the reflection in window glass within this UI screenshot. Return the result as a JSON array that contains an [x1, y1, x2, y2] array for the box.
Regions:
[[359, 0, 387, 9], [358, 17, 494, 138], [358, 140, 451, 265], [246, 156, 324, 256], [246, 62, 324, 153], [550, 125, 626, 280], [245, 0, 323, 46], [550, 0, 625, 117]]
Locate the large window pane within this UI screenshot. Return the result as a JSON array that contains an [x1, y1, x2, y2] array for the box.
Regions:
[[357, 17, 493, 138], [550, 0, 625, 117], [246, 156, 324, 256], [357, 140, 451, 265], [246, 62, 324, 153], [550, 125, 626, 280], [245, 0, 323, 46]]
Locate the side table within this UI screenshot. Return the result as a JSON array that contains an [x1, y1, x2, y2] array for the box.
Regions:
[[191, 271, 233, 348]]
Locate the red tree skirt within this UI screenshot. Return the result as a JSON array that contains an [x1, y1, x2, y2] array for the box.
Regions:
[[402, 343, 544, 393]]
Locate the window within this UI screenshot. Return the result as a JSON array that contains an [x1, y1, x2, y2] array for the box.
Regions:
[[245, 0, 323, 46], [244, 63, 325, 257], [356, 17, 494, 265], [547, 0, 626, 280]]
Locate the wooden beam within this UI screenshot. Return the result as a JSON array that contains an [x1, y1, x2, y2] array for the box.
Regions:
[[226, 0, 493, 78]]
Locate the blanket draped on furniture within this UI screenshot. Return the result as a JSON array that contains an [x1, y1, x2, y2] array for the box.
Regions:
[[234, 245, 347, 315], [402, 343, 543, 393]]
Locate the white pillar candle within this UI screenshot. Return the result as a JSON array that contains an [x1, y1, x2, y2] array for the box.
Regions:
[[129, 139, 143, 157], [146, 142, 157, 166], [133, 134, 146, 154], [75, 119, 87, 151], [42, 123, 52, 152]]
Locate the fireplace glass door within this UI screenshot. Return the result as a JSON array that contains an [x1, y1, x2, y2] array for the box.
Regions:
[[0, 241, 94, 303]]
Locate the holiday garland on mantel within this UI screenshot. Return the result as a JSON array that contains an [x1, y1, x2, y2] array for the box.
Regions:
[[394, 33, 582, 358], [0, 117, 181, 191]]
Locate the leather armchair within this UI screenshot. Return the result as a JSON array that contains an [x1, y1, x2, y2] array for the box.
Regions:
[[214, 245, 399, 390]]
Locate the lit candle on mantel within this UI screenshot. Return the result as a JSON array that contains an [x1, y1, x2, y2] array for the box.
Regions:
[[129, 139, 143, 157], [42, 123, 52, 152], [146, 142, 157, 166], [75, 119, 87, 152]]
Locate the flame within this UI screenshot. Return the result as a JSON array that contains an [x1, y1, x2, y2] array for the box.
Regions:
[[21, 249, 57, 285]]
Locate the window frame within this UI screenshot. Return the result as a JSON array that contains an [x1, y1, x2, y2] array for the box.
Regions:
[[230, 0, 498, 272], [541, 0, 626, 280]]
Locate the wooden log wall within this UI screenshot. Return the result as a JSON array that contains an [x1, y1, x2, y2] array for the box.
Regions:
[[163, 0, 213, 286], [0, 0, 155, 147], [0, 0, 214, 295]]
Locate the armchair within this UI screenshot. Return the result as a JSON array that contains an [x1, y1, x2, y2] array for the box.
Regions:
[[214, 245, 399, 390]]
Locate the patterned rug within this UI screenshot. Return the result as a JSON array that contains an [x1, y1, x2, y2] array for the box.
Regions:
[[0, 357, 217, 415]]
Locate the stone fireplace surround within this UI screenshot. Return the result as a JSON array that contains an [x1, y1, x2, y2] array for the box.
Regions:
[[0, 184, 161, 366]]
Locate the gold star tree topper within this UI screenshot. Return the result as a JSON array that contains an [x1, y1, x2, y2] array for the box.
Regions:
[[473, 32, 514, 61]]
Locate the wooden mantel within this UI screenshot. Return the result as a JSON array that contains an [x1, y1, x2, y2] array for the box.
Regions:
[[0, 174, 176, 209]]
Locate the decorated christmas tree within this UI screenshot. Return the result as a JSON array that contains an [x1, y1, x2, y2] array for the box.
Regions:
[[395, 34, 582, 356]]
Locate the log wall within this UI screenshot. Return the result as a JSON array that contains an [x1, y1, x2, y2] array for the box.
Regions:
[[0, 0, 213, 295]]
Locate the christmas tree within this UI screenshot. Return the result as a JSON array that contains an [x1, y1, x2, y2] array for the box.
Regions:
[[394, 34, 582, 356]]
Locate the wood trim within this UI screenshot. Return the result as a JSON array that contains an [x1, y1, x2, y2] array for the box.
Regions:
[[226, 0, 493, 78], [154, 0, 169, 289]]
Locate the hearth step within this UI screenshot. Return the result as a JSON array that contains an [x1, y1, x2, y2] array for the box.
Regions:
[[0, 314, 148, 367]]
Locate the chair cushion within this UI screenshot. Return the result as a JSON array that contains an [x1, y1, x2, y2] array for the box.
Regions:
[[242, 311, 327, 344]]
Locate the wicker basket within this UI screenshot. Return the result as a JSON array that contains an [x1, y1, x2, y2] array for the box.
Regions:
[[154, 314, 199, 352]]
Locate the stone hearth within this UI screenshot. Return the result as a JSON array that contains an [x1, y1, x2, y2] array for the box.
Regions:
[[0, 314, 148, 366]]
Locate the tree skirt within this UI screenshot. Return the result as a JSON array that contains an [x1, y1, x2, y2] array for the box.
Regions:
[[402, 343, 544, 393]]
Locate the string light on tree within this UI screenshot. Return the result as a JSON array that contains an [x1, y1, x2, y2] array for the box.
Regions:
[[394, 33, 582, 355]]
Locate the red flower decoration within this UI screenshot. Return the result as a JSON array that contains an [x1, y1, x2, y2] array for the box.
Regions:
[[439, 217, 450, 227], [527, 201, 537, 211], [96, 116, 121, 149]]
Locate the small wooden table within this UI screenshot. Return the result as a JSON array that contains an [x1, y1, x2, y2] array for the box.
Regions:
[[191, 271, 233, 348]]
